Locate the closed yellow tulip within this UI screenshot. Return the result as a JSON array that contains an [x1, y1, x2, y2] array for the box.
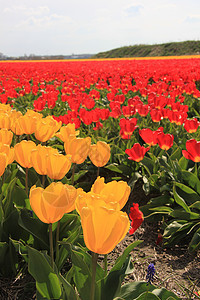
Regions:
[[89, 141, 110, 167], [35, 116, 62, 142], [0, 143, 15, 165], [31, 145, 59, 175], [64, 136, 91, 164], [10, 110, 23, 134], [17, 115, 37, 135], [14, 140, 37, 168], [0, 113, 11, 130], [80, 204, 129, 254], [46, 153, 72, 180], [0, 103, 12, 113], [0, 153, 8, 176], [0, 129, 13, 145], [29, 182, 77, 224], [91, 176, 131, 210], [56, 123, 79, 143]]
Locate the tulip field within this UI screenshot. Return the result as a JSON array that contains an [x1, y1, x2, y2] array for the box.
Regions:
[[0, 57, 200, 299]]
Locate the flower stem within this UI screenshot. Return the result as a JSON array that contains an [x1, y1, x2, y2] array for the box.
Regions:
[[55, 220, 60, 262], [71, 163, 76, 185], [90, 252, 98, 300], [49, 223, 54, 270], [97, 166, 100, 178], [104, 254, 108, 276], [25, 167, 28, 196]]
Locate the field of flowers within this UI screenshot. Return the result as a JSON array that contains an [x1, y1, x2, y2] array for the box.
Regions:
[[0, 57, 200, 299]]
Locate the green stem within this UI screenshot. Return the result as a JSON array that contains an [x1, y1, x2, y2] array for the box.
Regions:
[[90, 252, 98, 300], [55, 220, 60, 262], [97, 166, 100, 178], [49, 223, 54, 270], [25, 167, 28, 196], [71, 163, 76, 185], [104, 254, 108, 276], [42, 174, 45, 188]]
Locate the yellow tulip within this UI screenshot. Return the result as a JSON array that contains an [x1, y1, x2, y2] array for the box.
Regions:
[[91, 176, 131, 210], [56, 123, 79, 143], [0, 103, 12, 113], [9, 110, 23, 134], [64, 136, 91, 164], [29, 182, 77, 224], [17, 115, 37, 135], [14, 140, 37, 168], [0, 143, 15, 165], [46, 153, 72, 180], [0, 129, 13, 145], [80, 204, 129, 254], [89, 141, 110, 167], [31, 145, 59, 175], [0, 153, 8, 176], [0, 113, 11, 130], [75, 189, 120, 215], [35, 116, 62, 142]]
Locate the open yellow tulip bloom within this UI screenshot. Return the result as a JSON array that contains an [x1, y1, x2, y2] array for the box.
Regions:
[[29, 182, 77, 224], [14, 140, 37, 168], [80, 205, 129, 255], [75, 190, 120, 215], [91, 177, 131, 210], [89, 141, 110, 167]]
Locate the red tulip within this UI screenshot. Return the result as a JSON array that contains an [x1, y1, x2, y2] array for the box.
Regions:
[[182, 139, 200, 162], [157, 132, 174, 150], [139, 127, 163, 146], [125, 143, 150, 162], [129, 203, 144, 234], [184, 118, 199, 133]]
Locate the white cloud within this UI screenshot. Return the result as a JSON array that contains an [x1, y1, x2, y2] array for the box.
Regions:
[[3, 5, 50, 16]]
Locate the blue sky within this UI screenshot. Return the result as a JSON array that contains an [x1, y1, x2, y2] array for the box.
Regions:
[[1, 0, 200, 56]]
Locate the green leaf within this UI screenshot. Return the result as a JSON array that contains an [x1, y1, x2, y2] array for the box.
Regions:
[[178, 156, 188, 170], [170, 209, 200, 220], [100, 241, 143, 300], [18, 209, 49, 249], [27, 246, 62, 299], [189, 227, 200, 252], [116, 281, 180, 300], [63, 243, 99, 300], [111, 240, 143, 273], [2, 177, 17, 219], [173, 183, 194, 212], [58, 274, 77, 300], [181, 170, 200, 194], [135, 292, 160, 299]]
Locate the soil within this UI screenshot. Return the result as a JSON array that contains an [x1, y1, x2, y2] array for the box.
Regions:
[[0, 180, 200, 299]]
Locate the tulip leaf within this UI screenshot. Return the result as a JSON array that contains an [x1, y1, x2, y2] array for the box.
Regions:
[[18, 209, 49, 249], [27, 246, 62, 299], [115, 281, 180, 300], [180, 170, 200, 194], [135, 292, 160, 299], [63, 243, 100, 300], [170, 209, 200, 220], [2, 177, 17, 219], [111, 240, 143, 272], [173, 183, 195, 212], [58, 273, 78, 300], [188, 227, 200, 252], [100, 241, 143, 300]]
